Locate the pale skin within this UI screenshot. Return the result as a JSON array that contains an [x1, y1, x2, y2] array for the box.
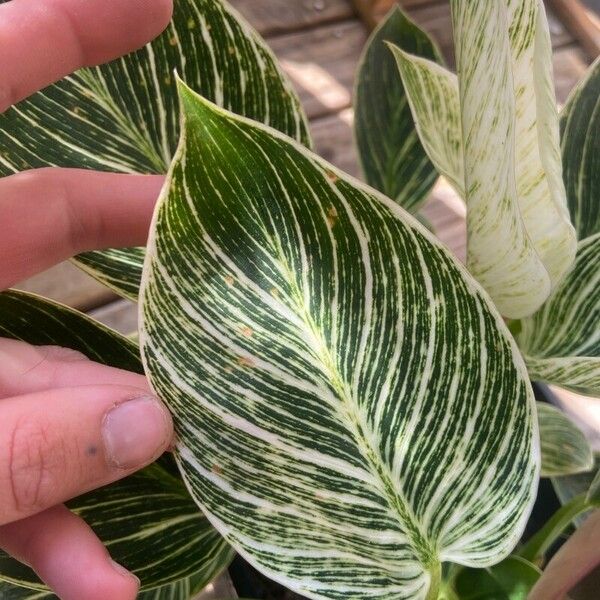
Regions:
[[0, 1, 176, 598]]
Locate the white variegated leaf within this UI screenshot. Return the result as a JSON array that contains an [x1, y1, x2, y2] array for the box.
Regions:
[[560, 56, 600, 241], [508, 0, 576, 287], [139, 81, 538, 600], [354, 7, 444, 212], [0, 290, 233, 594], [517, 234, 600, 396], [0, 0, 310, 301], [537, 403, 593, 477], [395, 1, 576, 318], [388, 47, 463, 197]]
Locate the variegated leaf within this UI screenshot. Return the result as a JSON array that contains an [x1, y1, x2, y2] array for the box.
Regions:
[[140, 81, 538, 600], [517, 234, 600, 396], [537, 403, 593, 477], [560, 56, 600, 241], [388, 47, 463, 197], [0, 0, 310, 301], [395, 1, 576, 318], [354, 6, 443, 212], [0, 290, 233, 593]]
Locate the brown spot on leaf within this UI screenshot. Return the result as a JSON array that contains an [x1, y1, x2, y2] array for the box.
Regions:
[[211, 464, 223, 475], [224, 275, 235, 286], [325, 169, 339, 183], [240, 326, 254, 338], [237, 356, 255, 368], [169, 36, 177, 46]]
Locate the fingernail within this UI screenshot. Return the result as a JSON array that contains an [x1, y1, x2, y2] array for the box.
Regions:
[[102, 396, 171, 469], [109, 559, 140, 585]]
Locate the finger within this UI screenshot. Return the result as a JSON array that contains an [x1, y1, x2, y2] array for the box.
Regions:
[[0, 169, 163, 289], [0, 385, 173, 525], [0, 0, 173, 112], [0, 505, 139, 600], [0, 338, 149, 399]]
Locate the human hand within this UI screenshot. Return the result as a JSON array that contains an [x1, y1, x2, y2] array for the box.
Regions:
[[0, 1, 175, 598]]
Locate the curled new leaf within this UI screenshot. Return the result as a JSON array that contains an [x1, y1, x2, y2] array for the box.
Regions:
[[0, 0, 310, 300], [140, 80, 538, 600], [394, 0, 576, 318], [537, 403, 593, 477]]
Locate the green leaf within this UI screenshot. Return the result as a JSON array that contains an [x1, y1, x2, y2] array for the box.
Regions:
[[537, 403, 593, 477], [139, 81, 538, 599], [354, 6, 443, 212], [395, 1, 577, 319], [552, 453, 600, 526], [452, 556, 541, 600], [0, 0, 311, 301], [517, 233, 600, 396], [0, 290, 233, 593], [560, 56, 600, 240]]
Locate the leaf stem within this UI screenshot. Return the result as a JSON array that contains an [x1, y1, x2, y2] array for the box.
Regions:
[[519, 493, 590, 562], [425, 561, 442, 600]]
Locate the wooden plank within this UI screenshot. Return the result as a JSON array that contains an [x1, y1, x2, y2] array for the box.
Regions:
[[229, 0, 355, 37], [14, 262, 115, 311], [547, 0, 600, 58], [271, 20, 366, 120], [88, 298, 138, 334]]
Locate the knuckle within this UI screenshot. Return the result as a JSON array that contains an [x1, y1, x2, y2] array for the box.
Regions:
[[6, 416, 73, 514]]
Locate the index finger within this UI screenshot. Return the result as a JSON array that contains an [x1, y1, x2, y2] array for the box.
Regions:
[[0, 0, 173, 112]]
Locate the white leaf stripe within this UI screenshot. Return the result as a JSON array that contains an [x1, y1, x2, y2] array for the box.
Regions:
[[450, 0, 551, 319], [560, 56, 600, 241], [0, 0, 310, 302], [140, 82, 538, 600], [537, 403, 593, 478], [353, 6, 442, 213], [517, 233, 600, 396], [0, 291, 233, 594]]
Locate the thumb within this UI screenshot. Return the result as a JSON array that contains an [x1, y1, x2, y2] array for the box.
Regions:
[[0, 384, 173, 525]]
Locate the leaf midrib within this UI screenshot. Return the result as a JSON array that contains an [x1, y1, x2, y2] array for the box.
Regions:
[[274, 249, 437, 572]]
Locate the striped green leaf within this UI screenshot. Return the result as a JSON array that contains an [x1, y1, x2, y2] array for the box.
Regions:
[[537, 403, 593, 477], [354, 6, 443, 212], [140, 81, 538, 600], [393, 0, 576, 319], [0, 290, 233, 593], [560, 56, 600, 241], [516, 234, 600, 396], [0, 0, 310, 301]]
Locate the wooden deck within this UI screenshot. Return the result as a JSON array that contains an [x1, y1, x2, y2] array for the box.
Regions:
[[11, 2, 598, 597]]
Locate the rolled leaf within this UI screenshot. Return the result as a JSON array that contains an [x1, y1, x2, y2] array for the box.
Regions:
[[508, 0, 576, 287], [537, 403, 593, 477], [140, 81, 538, 599], [517, 233, 600, 396], [0, 0, 310, 301], [560, 56, 600, 241], [397, 1, 577, 318], [354, 6, 443, 212], [0, 290, 233, 593], [389, 47, 463, 197]]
